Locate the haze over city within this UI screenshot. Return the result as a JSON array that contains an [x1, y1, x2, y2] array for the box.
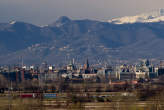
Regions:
[[1, 0, 164, 25]]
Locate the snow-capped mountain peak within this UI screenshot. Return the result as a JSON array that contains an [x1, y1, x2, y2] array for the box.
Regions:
[[9, 20, 17, 25], [108, 9, 164, 24]]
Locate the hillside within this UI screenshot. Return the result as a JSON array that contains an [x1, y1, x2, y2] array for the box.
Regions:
[[0, 17, 164, 64]]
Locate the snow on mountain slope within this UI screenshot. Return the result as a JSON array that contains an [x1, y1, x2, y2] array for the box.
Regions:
[[108, 9, 164, 24], [10, 20, 17, 25]]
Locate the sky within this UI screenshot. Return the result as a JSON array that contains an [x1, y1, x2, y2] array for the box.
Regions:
[[1, 0, 164, 26]]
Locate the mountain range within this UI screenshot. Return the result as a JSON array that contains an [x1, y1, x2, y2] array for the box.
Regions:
[[1, 12, 164, 65], [108, 9, 164, 24]]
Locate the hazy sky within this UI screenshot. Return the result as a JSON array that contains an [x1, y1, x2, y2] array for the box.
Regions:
[[1, 0, 164, 26]]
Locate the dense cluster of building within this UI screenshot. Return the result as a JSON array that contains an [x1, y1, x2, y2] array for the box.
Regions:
[[1, 59, 164, 84]]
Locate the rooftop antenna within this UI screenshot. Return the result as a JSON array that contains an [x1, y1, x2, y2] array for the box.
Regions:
[[21, 56, 24, 67], [19, 56, 23, 67]]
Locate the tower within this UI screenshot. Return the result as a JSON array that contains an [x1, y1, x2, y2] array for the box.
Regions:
[[84, 59, 90, 70], [145, 59, 150, 67], [84, 59, 91, 74]]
